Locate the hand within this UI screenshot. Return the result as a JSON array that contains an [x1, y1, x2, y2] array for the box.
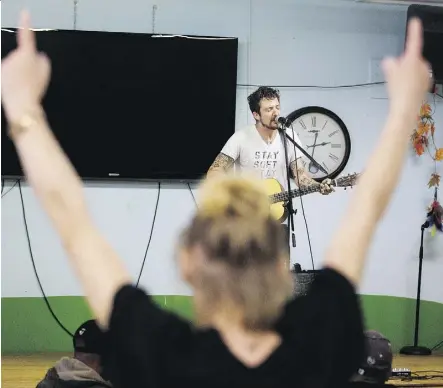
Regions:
[[320, 178, 334, 195], [1, 10, 51, 123], [382, 18, 431, 119]]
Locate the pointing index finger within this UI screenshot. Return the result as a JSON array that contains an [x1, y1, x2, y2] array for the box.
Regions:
[[17, 9, 36, 52], [405, 17, 423, 58]]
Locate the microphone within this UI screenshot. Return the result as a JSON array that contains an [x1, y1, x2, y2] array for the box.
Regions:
[[276, 116, 290, 128]]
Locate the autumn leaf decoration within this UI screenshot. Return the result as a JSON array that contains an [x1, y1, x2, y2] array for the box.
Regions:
[[412, 100, 443, 235], [411, 101, 442, 188]]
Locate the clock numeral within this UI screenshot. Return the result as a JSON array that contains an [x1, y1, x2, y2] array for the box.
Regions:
[[322, 120, 328, 130], [328, 130, 339, 137], [329, 153, 339, 162], [299, 119, 307, 130], [331, 143, 342, 148], [322, 162, 329, 172], [311, 116, 316, 128]]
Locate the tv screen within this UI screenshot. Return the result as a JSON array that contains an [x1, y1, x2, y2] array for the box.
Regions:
[[407, 5, 443, 83], [1, 29, 238, 181]]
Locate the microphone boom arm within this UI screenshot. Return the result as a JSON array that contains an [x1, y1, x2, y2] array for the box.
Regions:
[[279, 127, 328, 175]]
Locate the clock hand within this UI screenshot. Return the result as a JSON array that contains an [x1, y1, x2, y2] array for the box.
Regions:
[[310, 133, 318, 156], [306, 141, 331, 148], [308, 133, 320, 174]]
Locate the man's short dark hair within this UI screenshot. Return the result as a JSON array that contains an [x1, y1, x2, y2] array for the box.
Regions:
[[247, 86, 280, 115]]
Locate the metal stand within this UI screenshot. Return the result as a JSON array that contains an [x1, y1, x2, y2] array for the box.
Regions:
[[399, 221, 432, 356]]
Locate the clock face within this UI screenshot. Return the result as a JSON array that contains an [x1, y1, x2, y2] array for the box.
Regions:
[[287, 107, 351, 181]]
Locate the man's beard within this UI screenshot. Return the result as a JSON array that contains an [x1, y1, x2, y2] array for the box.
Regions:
[[262, 119, 278, 130]]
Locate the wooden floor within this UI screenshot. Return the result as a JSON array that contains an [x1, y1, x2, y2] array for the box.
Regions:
[[1, 353, 442, 387]]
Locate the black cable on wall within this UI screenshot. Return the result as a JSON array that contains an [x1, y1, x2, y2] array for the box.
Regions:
[[136, 182, 161, 287], [17, 180, 74, 337]]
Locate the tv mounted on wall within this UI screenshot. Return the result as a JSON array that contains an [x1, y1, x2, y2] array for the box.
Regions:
[[1, 29, 238, 182], [407, 5, 443, 84]]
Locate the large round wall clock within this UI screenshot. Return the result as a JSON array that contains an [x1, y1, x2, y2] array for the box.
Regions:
[[286, 106, 351, 182]]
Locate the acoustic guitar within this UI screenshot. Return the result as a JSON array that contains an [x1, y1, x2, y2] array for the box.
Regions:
[[265, 172, 360, 222]]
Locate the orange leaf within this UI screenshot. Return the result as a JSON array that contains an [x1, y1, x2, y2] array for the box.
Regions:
[[417, 122, 430, 136], [420, 103, 432, 117], [414, 138, 425, 156], [435, 148, 443, 161], [428, 173, 441, 188]]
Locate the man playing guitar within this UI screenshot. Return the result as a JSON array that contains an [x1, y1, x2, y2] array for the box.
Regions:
[[207, 86, 334, 197]]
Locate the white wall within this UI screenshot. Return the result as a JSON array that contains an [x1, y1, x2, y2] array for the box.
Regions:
[[2, 0, 443, 304]]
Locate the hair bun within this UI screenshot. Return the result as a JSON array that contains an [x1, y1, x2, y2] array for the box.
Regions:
[[198, 174, 270, 220]]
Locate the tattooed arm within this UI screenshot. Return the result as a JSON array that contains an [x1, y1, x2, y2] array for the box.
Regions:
[[290, 158, 334, 194], [289, 158, 320, 188], [207, 153, 235, 178]]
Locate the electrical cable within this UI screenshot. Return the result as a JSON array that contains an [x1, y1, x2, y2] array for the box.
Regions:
[[187, 183, 198, 208], [394, 374, 443, 381], [17, 180, 73, 337], [290, 124, 315, 271], [13, 178, 161, 336], [136, 182, 161, 287], [431, 339, 443, 351], [237, 81, 385, 89], [2, 179, 19, 198]]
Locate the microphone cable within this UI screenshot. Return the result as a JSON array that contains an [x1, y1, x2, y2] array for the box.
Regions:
[[290, 123, 316, 271]]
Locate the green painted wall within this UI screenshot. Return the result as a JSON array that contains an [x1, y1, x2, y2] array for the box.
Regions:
[[2, 294, 442, 354]]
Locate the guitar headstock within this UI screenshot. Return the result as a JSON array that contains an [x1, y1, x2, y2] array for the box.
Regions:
[[333, 172, 359, 189]]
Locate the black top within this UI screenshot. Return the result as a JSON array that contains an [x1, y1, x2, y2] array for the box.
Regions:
[[101, 268, 364, 388]]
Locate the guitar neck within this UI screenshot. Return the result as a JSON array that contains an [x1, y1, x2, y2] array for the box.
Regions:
[[270, 184, 321, 203], [268, 174, 359, 205]]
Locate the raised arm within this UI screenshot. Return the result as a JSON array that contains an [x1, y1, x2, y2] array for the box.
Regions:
[[324, 18, 431, 287], [1, 12, 131, 329], [207, 152, 235, 178]]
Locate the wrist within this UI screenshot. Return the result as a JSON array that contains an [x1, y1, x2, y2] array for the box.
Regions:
[[389, 100, 421, 122], [8, 105, 46, 141]]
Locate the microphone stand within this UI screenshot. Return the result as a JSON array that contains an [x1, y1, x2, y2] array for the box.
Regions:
[[279, 123, 298, 264], [399, 220, 432, 356], [278, 122, 327, 270]]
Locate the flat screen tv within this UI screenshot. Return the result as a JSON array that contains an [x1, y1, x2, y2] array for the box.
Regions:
[[407, 5, 443, 84], [1, 29, 238, 181]]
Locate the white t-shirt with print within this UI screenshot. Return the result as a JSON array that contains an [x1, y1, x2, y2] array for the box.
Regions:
[[220, 125, 307, 191]]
